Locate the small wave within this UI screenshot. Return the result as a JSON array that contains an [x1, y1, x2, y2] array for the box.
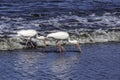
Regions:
[[0, 28, 120, 50], [0, 12, 120, 32]]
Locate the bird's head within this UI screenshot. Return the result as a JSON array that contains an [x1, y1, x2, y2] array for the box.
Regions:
[[69, 40, 79, 44], [46, 34, 55, 40], [16, 34, 21, 37], [37, 36, 46, 40], [36, 35, 47, 47]]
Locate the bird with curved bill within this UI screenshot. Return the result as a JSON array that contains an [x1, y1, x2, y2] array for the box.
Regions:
[[17, 29, 46, 48], [47, 31, 82, 53]]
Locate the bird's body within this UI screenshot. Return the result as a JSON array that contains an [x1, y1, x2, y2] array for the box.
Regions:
[[47, 32, 69, 40], [47, 31, 81, 53], [17, 29, 46, 48], [17, 29, 37, 38]]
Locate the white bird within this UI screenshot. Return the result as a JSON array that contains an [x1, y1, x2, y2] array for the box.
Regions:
[[47, 31, 81, 53], [17, 29, 46, 48]]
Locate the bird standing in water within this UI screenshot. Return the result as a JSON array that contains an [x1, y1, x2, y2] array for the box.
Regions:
[[17, 29, 46, 48], [47, 31, 81, 53]]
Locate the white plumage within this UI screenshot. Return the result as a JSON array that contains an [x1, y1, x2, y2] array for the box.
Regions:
[[17, 29, 46, 48], [47, 32, 69, 40], [16, 30, 81, 52], [47, 31, 81, 53], [17, 29, 37, 37]]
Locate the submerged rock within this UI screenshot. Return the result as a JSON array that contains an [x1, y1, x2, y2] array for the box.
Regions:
[[30, 13, 41, 17], [87, 17, 102, 22]]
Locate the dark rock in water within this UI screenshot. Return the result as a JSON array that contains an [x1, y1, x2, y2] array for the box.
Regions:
[[59, 19, 79, 23], [113, 12, 120, 16], [31, 13, 41, 17], [87, 17, 102, 22], [108, 28, 120, 31], [30, 13, 47, 17]]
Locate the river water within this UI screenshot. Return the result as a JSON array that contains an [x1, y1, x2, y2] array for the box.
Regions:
[[0, 0, 120, 34], [0, 42, 120, 80], [0, 1, 120, 80], [0, 0, 120, 44]]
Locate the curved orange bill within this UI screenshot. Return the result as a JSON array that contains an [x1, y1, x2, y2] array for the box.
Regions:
[[76, 42, 82, 53], [43, 38, 46, 47]]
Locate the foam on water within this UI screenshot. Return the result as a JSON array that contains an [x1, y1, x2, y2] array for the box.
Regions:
[[0, 0, 120, 50], [0, 12, 120, 33]]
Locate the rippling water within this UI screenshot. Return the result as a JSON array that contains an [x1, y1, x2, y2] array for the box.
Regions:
[[0, 0, 120, 35], [0, 42, 120, 80], [0, 1, 120, 79]]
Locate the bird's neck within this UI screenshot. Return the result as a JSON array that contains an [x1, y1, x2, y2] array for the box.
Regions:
[[36, 34, 39, 38], [68, 37, 72, 42], [36, 34, 45, 40], [68, 37, 78, 44]]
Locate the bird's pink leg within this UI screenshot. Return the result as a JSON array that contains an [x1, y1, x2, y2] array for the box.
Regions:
[[42, 39, 47, 52], [30, 41, 35, 48], [76, 42, 82, 53], [26, 37, 34, 48], [43, 39, 46, 47], [26, 39, 29, 48], [61, 45, 66, 53], [57, 44, 62, 53], [57, 44, 66, 53]]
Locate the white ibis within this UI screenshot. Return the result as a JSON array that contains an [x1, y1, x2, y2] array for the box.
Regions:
[[17, 29, 46, 48], [47, 31, 81, 53]]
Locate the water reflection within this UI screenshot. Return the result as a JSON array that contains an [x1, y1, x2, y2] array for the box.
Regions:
[[50, 52, 81, 78], [13, 50, 81, 79], [13, 51, 46, 79], [0, 43, 120, 80]]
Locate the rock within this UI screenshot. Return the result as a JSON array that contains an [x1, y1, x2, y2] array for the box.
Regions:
[[31, 13, 41, 17], [87, 17, 102, 22]]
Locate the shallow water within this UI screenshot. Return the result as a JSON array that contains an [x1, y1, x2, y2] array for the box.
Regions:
[[0, 42, 120, 80]]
